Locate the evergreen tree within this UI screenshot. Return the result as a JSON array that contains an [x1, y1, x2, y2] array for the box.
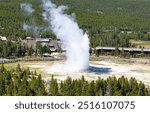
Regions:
[[106, 84, 114, 96], [87, 81, 95, 96], [49, 76, 59, 96]]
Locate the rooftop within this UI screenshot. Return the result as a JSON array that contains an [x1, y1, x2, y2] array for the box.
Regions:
[[96, 46, 150, 52], [0, 36, 7, 41]]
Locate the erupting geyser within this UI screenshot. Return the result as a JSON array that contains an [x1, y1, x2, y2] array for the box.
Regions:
[[42, 0, 90, 72]]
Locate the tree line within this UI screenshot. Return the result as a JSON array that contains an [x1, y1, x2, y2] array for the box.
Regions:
[[0, 64, 149, 96], [0, 40, 52, 58], [50, 76, 149, 96], [0, 64, 46, 96], [0, 41, 26, 58], [0, 39, 149, 59]]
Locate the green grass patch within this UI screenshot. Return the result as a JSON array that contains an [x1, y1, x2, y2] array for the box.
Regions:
[[130, 40, 150, 48], [0, 61, 57, 78]]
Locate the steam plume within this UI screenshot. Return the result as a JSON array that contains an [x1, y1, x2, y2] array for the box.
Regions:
[[20, 3, 34, 15], [20, 3, 48, 37], [42, 0, 89, 72]]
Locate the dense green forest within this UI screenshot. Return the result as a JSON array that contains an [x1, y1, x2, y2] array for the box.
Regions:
[[0, 41, 26, 58], [0, 0, 150, 48], [53, 0, 150, 18], [0, 40, 52, 58], [0, 64, 149, 96]]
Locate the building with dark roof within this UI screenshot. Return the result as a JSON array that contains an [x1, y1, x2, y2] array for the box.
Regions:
[[95, 46, 150, 56], [21, 37, 61, 52]]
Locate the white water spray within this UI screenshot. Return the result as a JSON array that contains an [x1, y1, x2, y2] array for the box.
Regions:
[[20, 3, 34, 15], [42, 0, 89, 72]]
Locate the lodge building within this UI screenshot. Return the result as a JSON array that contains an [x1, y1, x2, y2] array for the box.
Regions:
[[21, 37, 62, 53], [95, 46, 150, 56]]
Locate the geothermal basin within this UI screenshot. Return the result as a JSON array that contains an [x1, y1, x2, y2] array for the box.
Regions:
[[25, 59, 150, 87], [18, 0, 150, 87]]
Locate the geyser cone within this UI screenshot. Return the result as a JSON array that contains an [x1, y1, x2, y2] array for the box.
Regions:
[[42, 0, 89, 72]]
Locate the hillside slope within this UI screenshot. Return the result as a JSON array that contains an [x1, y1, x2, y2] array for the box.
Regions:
[[0, 0, 150, 43]]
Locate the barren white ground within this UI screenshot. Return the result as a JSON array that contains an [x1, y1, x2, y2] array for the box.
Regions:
[[28, 61, 150, 86]]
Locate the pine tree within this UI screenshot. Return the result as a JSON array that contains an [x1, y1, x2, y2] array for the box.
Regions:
[[81, 81, 88, 96], [0, 74, 5, 95], [75, 80, 82, 96], [63, 77, 73, 96], [60, 81, 64, 96], [49, 76, 59, 96], [94, 77, 102, 96], [87, 81, 95, 96], [0, 64, 6, 73], [16, 64, 21, 73], [138, 82, 145, 96], [35, 74, 47, 96], [106, 84, 114, 96]]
